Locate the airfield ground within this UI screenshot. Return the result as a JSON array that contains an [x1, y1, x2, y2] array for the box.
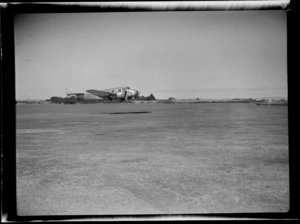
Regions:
[[16, 103, 289, 215]]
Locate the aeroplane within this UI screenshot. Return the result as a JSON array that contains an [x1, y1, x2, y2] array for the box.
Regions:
[[86, 86, 140, 102]]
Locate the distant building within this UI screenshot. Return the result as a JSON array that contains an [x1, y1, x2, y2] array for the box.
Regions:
[[66, 88, 85, 99], [66, 93, 85, 99]]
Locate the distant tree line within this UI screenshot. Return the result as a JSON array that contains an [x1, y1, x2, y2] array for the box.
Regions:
[[136, 93, 156, 101], [47, 96, 103, 104], [47, 93, 157, 104]]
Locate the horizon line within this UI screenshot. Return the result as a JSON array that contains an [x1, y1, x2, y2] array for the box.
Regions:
[[16, 96, 288, 101]]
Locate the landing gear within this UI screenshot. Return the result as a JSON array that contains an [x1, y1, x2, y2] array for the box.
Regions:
[[124, 91, 128, 102]]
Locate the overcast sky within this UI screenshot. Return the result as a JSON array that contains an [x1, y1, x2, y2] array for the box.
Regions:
[[14, 10, 287, 99]]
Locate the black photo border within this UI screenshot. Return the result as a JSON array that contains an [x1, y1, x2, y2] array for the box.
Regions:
[[1, 0, 299, 222]]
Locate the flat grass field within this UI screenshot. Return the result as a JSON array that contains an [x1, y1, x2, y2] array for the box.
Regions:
[[16, 103, 289, 215]]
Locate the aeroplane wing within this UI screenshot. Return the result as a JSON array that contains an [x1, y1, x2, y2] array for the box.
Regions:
[[86, 89, 117, 98]]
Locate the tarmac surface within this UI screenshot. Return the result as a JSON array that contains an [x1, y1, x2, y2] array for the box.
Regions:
[[16, 103, 289, 215]]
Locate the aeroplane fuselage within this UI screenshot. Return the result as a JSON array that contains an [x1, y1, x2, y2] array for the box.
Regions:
[[86, 86, 140, 102]]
